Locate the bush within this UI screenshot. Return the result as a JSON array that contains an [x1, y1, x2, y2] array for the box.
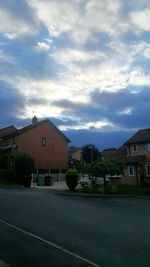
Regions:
[[144, 188, 150, 195], [105, 185, 118, 194], [83, 185, 95, 193], [14, 153, 35, 187], [97, 187, 105, 194], [142, 178, 150, 188], [66, 169, 78, 191]]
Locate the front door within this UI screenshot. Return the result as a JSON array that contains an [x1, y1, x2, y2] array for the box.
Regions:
[[139, 165, 144, 184]]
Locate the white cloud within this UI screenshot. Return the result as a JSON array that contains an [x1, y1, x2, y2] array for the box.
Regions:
[[59, 119, 114, 131], [35, 41, 51, 52], [27, 0, 79, 36], [129, 70, 150, 86], [52, 48, 107, 64], [27, 0, 131, 45], [130, 8, 150, 32], [1, 0, 150, 131]]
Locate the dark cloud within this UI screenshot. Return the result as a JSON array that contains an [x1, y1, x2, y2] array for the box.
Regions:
[[52, 99, 105, 121], [27, 98, 49, 106], [50, 117, 81, 127], [53, 88, 150, 130], [65, 129, 135, 150], [91, 88, 150, 128], [9, 116, 81, 130], [0, 81, 25, 127], [4, 40, 64, 79]]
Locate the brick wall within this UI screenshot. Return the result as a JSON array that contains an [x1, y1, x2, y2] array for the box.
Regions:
[[16, 122, 68, 169]]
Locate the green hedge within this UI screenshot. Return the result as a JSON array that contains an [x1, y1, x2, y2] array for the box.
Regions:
[[66, 169, 78, 191]]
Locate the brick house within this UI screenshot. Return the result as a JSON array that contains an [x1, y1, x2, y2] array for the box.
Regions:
[[123, 128, 150, 185], [68, 147, 82, 168], [0, 117, 70, 176]]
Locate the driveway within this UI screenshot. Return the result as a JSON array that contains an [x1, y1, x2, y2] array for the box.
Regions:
[[0, 188, 150, 266], [31, 180, 81, 190]]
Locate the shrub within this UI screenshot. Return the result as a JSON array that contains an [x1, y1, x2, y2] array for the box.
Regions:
[[14, 153, 35, 186], [97, 187, 105, 194], [144, 188, 150, 195], [105, 185, 118, 194], [66, 169, 78, 191], [83, 185, 95, 193], [142, 178, 150, 188]]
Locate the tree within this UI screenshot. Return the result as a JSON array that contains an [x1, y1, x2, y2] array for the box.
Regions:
[[79, 162, 91, 175], [14, 153, 35, 187], [90, 159, 124, 186], [66, 169, 78, 191], [82, 144, 101, 164]]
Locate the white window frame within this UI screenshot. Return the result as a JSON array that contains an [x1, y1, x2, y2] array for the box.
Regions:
[[41, 138, 46, 146], [128, 165, 134, 176], [147, 143, 150, 152], [146, 165, 150, 176]]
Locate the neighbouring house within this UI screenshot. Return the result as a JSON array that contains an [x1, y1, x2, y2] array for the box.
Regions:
[[68, 147, 82, 169], [106, 129, 150, 185], [0, 117, 70, 179], [123, 128, 150, 185], [101, 148, 117, 160], [102, 146, 127, 163]]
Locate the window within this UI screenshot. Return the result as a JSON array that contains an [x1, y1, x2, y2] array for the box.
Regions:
[[9, 157, 14, 167], [146, 165, 150, 176], [132, 144, 137, 153], [128, 165, 134, 176], [41, 138, 46, 146], [4, 139, 8, 146], [148, 143, 150, 152]]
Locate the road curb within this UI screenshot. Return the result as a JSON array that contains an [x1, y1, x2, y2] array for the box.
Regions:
[[53, 191, 150, 199]]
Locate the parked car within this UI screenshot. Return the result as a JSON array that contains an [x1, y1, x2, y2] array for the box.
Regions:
[[106, 174, 123, 179], [91, 176, 110, 187], [79, 174, 91, 187]]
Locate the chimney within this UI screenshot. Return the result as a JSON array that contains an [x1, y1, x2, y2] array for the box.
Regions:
[[32, 116, 38, 125]]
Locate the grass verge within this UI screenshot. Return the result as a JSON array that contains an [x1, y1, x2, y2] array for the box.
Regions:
[[75, 184, 147, 196]]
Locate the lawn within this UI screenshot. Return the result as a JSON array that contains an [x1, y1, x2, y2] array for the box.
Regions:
[[75, 184, 149, 196]]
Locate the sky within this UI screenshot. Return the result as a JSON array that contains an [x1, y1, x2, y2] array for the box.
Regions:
[[0, 0, 150, 150]]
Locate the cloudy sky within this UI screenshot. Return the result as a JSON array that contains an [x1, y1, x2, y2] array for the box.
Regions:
[[0, 0, 150, 150]]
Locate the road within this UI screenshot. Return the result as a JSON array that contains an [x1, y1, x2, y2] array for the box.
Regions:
[[0, 188, 150, 267]]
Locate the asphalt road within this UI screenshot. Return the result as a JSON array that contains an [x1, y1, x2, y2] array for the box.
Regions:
[[0, 188, 150, 267]]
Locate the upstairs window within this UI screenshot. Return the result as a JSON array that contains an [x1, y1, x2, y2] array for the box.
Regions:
[[148, 143, 150, 152], [41, 138, 46, 146], [4, 139, 8, 146], [128, 165, 134, 176], [132, 144, 137, 153]]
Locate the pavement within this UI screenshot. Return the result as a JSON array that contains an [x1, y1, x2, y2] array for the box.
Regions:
[[31, 180, 150, 199], [31, 180, 80, 191]]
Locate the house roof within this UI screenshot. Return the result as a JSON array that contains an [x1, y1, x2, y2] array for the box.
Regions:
[[1, 119, 70, 143], [102, 148, 117, 159], [125, 128, 150, 145], [0, 125, 17, 138], [102, 146, 126, 161]]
